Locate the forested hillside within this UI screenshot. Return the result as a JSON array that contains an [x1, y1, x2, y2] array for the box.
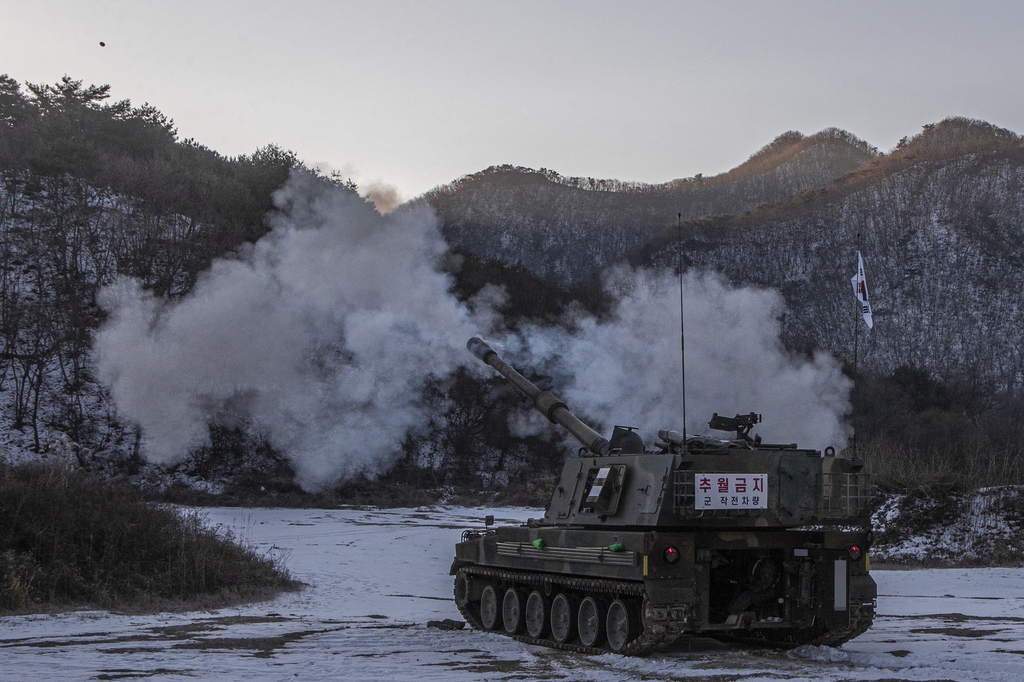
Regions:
[[0, 74, 578, 502], [428, 128, 877, 286], [2, 72, 1021, 503], [0, 75, 297, 454], [643, 118, 1024, 489], [431, 116, 1024, 494], [647, 118, 1024, 389]]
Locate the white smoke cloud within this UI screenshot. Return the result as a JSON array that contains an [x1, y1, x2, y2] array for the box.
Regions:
[[94, 172, 851, 493], [94, 171, 481, 490], [504, 268, 852, 452]]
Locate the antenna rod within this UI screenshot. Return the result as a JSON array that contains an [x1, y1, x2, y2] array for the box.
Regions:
[[678, 212, 687, 445]]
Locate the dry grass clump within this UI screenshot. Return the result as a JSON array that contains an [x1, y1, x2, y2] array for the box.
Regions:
[[858, 436, 1024, 495], [0, 462, 299, 613]]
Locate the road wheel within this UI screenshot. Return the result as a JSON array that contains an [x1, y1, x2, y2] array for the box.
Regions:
[[525, 590, 550, 638], [502, 587, 524, 634], [550, 593, 577, 643], [480, 585, 499, 630], [578, 596, 605, 647], [454, 572, 470, 608], [605, 599, 638, 653]]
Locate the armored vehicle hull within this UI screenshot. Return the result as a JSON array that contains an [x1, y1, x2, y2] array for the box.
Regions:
[[453, 524, 874, 654], [453, 338, 876, 655]]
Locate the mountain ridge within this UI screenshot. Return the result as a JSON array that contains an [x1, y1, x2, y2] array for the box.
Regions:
[[639, 118, 1024, 398], [427, 126, 880, 287], [429, 116, 1024, 412]]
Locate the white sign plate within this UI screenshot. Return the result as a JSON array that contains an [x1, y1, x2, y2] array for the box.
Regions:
[[695, 473, 768, 510]]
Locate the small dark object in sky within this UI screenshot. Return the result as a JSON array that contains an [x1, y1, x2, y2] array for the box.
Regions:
[[99, 41, 106, 47], [427, 619, 465, 631]]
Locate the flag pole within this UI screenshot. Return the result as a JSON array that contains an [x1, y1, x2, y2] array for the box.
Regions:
[[852, 232, 860, 459]]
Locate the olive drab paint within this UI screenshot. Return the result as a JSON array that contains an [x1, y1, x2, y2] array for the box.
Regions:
[[452, 338, 876, 655]]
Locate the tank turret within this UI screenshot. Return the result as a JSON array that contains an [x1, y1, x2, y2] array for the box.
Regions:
[[452, 337, 876, 655]]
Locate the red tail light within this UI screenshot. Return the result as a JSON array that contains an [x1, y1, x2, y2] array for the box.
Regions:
[[848, 544, 862, 561], [663, 546, 680, 564]]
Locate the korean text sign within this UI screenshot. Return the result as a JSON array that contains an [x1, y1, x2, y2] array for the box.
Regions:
[[695, 473, 768, 510]]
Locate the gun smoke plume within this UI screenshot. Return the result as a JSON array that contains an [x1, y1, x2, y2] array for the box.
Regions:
[[503, 269, 852, 452], [95, 171, 484, 489], [95, 172, 850, 491]]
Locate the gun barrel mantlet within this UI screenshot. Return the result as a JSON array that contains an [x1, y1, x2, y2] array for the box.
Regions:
[[467, 337, 611, 456]]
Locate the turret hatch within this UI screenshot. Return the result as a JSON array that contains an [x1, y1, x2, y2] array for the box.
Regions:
[[581, 465, 626, 515]]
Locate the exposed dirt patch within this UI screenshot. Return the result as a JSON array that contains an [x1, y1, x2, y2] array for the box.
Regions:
[[148, 614, 293, 638], [98, 647, 167, 655], [207, 615, 293, 626], [3, 614, 305, 651], [170, 629, 327, 658], [889, 612, 1024, 623], [147, 623, 221, 638], [420, 657, 539, 677], [95, 669, 193, 680], [386, 593, 450, 601], [352, 650, 414, 658], [2, 634, 158, 648], [910, 626, 1005, 638]]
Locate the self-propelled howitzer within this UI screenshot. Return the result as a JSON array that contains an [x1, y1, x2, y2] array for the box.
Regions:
[[452, 338, 875, 655]]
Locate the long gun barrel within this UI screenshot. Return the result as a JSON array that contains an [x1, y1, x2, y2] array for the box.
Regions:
[[467, 337, 611, 456]]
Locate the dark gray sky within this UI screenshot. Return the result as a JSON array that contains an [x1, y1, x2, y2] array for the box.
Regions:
[[4, 1, 1022, 199]]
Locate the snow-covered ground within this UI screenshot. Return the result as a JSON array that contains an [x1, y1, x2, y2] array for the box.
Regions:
[[872, 487, 1024, 565], [3, 506, 1024, 682]]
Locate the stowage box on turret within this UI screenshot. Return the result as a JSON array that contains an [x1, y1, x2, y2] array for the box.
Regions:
[[451, 337, 875, 655]]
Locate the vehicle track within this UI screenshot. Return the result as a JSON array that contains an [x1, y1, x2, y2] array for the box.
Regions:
[[454, 566, 874, 655]]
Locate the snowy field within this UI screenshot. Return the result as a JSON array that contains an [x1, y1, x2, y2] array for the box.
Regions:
[[2, 507, 1024, 682]]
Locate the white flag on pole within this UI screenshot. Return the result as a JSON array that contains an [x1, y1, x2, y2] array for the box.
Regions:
[[850, 251, 873, 329]]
